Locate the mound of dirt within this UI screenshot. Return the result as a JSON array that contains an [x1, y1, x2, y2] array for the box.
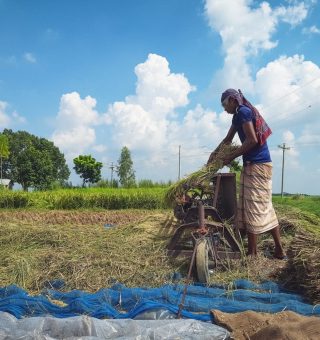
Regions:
[[211, 309, 320, 340]]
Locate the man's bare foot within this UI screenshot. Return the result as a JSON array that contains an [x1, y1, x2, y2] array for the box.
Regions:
[[274, 248, 287, 260]]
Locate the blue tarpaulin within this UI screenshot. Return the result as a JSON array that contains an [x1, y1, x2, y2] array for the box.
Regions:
[[0, 279, 319, 321]]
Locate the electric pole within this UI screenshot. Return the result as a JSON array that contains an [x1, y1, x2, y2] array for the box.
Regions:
[[178, 145, 181, 180], [278, 143, 290, 198], [109, 162, 114, 187]]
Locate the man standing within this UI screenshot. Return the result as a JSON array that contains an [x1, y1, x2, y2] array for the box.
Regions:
[[208, 89, 285, 258]]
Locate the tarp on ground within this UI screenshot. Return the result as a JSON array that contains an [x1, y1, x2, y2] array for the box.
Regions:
[[0, 313, 230, 340]]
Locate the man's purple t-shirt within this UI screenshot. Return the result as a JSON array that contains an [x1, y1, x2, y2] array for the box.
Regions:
[[232, 105, 271, 164]]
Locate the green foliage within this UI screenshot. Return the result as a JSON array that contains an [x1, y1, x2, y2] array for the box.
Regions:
[[229, 160, 242, 173], [117, 146, 136, 187], [0, 191, 31, 208], [1, 129, 70, 191], [138, 179, 172, 188], [0, 188, 168, 209], [95, 179, 119, 188], [0, 133, 10, 181], [0, 134, 10, 159], [73, 155, 103, 187]]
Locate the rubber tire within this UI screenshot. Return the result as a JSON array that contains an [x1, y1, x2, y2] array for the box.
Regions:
[[196, 239, 210, 284]]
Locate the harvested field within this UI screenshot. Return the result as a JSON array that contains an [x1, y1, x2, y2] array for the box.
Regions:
[[0, 204, 319, 305], [0, 209, 153, 226], [0, 211, 183, 293]]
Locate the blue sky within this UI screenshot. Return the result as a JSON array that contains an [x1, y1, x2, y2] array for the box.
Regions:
[[0, 0, 320, 194]]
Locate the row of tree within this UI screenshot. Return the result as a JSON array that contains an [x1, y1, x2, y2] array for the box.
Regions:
[[0, 129, 241, 191], [0, 130, 137, 191], [0, 129, 70, 190], [72, 146, 136, 187]]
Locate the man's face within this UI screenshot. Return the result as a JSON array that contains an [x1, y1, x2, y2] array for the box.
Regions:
[[222, 96, 237, 114]]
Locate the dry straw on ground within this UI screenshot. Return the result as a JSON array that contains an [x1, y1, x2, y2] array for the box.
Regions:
[[283, 230, 320, 304], [273, 205, 320, 304], [1, 204, 319, 303], [0, 209, 293, 295], [0, 211, 185, 294]]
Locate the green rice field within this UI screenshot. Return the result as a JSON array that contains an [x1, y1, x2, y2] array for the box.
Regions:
[[0, 187, 168, 209], [273, 195, 320, 217]]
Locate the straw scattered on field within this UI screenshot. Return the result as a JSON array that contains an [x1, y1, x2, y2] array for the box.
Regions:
[[0, 211, 185, 294], [0, 209, 152, 226], [1, 204, 319, 302]]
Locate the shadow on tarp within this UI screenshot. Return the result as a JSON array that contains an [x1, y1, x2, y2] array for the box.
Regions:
[[0, 279, 319, 321]]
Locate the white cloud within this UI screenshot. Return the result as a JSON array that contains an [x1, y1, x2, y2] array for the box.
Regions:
[[274, 2, 308, 26], [92, 144, 107, 153], [12, 111, 26, 123], [44, 28, 59, 40], [132, 54, 195, 115], [170, 104, 226, 149], [204, 0, 310, 93], [283, 130, 295, 144], [298, 124, 320, 145], [52, 92, 104, 159], [0, 101, 26, 128], [255, 54, 320, 126], [302, 25, 320, 34], [107, 101, 167, 150], [52, 126, 96, 158], [100, 54, 233, 179], [106, 54, 196, 151], [56, 92, 100, 127], [0, 101, 11, 127], [23, 52, 37, 63]]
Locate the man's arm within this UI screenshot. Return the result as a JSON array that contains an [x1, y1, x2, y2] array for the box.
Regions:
[[222, 121, 258, 165], [207, 125, 236, 165]]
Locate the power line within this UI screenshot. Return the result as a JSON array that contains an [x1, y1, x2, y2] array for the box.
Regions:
[[262, 76, 320, 110]]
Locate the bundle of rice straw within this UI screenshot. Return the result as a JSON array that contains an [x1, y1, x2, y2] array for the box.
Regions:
[[165, 143, 239, 206], [284, 230, 320, 304]]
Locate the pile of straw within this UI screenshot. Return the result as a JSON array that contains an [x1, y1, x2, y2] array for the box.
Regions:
[[165, 143, 239, 205], [284, 230, 320, 304]]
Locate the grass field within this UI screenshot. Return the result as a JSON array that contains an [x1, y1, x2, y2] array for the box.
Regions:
[[273, 195, 320, 217], [0, 187, 168, 209]]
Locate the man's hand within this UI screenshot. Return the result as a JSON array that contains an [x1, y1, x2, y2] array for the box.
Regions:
[[222, 156, 233, 166]]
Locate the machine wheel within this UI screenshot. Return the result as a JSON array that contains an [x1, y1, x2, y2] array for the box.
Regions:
[[195, 238, 210, 284]]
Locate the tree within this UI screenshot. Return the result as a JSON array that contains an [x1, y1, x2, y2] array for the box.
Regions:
[[2, 129, 70, 191], [73, 155, 103, 187], [0, 134, 10, 182], [117, 146, 136, 187]]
